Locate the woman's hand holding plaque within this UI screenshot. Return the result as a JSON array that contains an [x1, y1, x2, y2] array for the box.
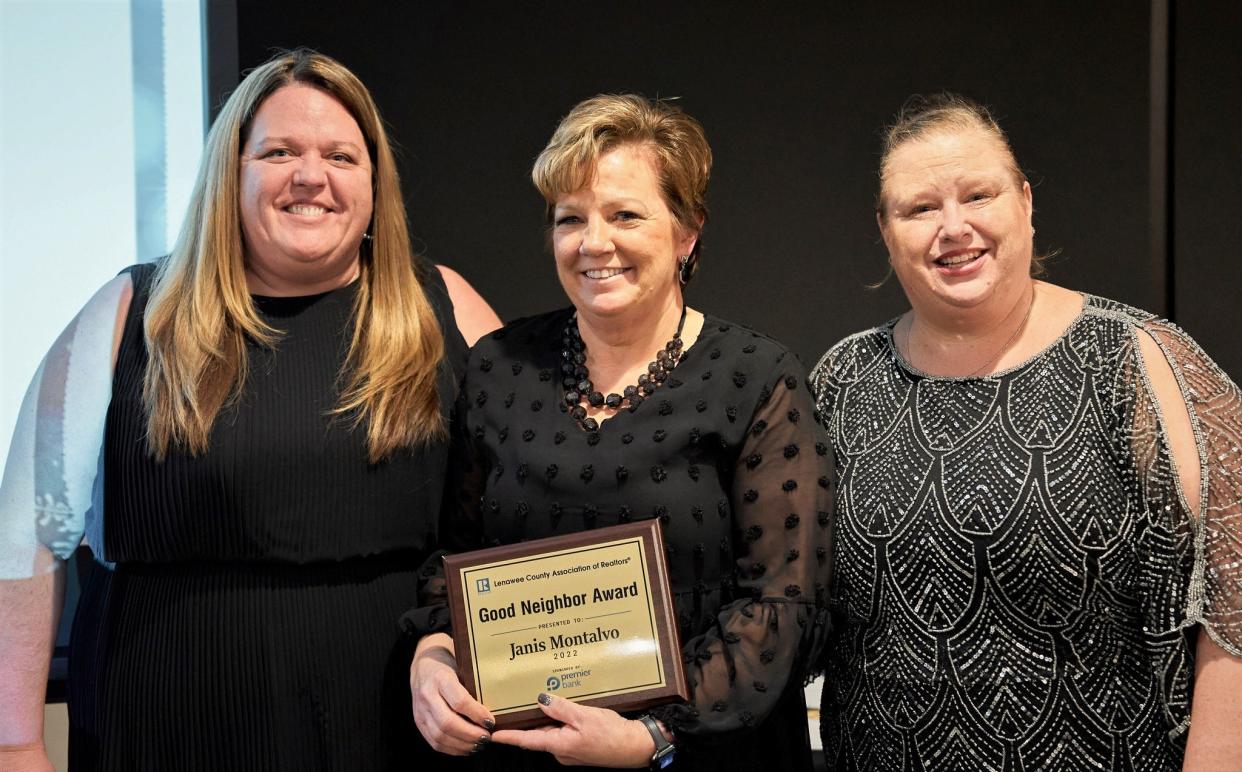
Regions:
[[491, 692, 661, 767], [410, 632, 497, 755], [443, 521, 688, 729]]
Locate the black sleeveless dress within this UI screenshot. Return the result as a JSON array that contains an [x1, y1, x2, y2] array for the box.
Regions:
[[67, 261, 466, 771]]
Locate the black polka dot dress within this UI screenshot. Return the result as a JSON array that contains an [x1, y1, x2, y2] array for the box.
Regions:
[[417, 308, 833, 771]]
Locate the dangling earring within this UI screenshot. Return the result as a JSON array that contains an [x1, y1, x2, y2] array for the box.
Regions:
[[362, 233, 374, 242], [678, 255, 695, 286]]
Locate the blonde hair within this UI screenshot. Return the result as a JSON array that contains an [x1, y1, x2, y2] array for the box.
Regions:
[[876, 92, 1049, 276], [144, 48, 445, 462], [531, 94, 711, 280]]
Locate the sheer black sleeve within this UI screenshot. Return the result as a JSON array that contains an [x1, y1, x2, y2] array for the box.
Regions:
[[1141, 319, 1242, 657], [400, 385, 489, 638], [651, 359, 833, 739]]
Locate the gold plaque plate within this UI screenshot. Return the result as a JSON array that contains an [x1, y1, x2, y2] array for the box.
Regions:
[[444, 520, 688, 728]]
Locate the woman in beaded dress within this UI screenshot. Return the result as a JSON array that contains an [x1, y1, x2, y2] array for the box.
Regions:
[[0, 50, 499, 771], [407, 95, 832, 770], [812, 93, 1242, 770]]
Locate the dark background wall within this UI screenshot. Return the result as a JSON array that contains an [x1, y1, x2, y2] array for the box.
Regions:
[[1173, 2, 1242, 380], [210, 0, 1240, 378]]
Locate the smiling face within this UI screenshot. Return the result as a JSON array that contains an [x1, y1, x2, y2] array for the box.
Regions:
[[551, 143, 698, 322], [878, 126, 1033, 315], [239, 83, 373, 291]]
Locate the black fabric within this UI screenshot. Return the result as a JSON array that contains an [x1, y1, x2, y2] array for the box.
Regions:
[[66, 260, 466, 771], [810, 296, 1230, 771], [415, 309, 832, 771]]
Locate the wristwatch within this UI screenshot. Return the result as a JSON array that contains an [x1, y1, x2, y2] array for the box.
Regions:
[[638, 714, 676, 769]]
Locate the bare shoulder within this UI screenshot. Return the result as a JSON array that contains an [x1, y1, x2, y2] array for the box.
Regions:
[[1133, 324, 1201, 513], [59, 272, 133, 367], [436, 265, 502, 347], [111, 273, 134, 360], [89, 271, 134, 313]]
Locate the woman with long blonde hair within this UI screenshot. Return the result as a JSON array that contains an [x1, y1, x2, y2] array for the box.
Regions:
[[0, 48, 497, 771]]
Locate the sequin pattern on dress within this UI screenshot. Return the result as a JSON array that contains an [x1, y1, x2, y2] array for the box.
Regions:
[[811, 294, 1242, 772]]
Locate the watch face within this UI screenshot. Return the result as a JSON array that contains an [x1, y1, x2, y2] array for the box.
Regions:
[[653, 747, 676, 769]]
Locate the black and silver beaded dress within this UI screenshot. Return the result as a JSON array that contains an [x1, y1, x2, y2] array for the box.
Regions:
[[810, 295, 1242, 771], [409, 309, 833, 771]]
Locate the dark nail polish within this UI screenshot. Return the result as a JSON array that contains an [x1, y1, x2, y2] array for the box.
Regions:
[[482, 719, 496, 731], [537, 692, 551, 706], [471, 741, 484, 754], [478, 734, 491, 744]]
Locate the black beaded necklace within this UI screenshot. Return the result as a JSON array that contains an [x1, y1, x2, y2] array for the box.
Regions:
[[560, 307, 688, 432]]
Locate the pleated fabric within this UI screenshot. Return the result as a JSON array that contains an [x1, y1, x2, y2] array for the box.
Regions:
[[67, 261, 466, 771]]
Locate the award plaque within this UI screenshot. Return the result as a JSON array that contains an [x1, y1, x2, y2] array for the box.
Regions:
[[443, 520, 688, 728]]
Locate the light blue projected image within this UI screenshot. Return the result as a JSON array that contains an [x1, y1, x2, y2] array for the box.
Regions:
[[0, 0, 204, 468]]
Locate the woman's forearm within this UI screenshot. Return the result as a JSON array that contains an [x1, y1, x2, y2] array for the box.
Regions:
[[0, 565, 64, 746], [1183, 631, 1242, 769]]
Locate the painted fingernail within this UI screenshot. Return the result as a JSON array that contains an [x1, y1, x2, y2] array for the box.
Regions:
[[537, 692, 551, 706], [471, 741, 485, 754], [478, 734, 491, 744], [482, 719, 496, 731]]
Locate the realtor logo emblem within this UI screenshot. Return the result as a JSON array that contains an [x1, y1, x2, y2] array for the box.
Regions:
[[476, 577, 491, 594]]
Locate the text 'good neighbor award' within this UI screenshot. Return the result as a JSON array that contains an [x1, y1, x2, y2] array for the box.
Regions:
[[444, 520, 688, 728]]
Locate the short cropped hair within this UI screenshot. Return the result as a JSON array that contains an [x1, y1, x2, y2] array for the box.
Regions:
[[532, 94, 712, 269]]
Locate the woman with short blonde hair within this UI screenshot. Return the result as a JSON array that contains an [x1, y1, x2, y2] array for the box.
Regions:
[[531, 93, 712, 280], [409, 94, 830, 771]]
